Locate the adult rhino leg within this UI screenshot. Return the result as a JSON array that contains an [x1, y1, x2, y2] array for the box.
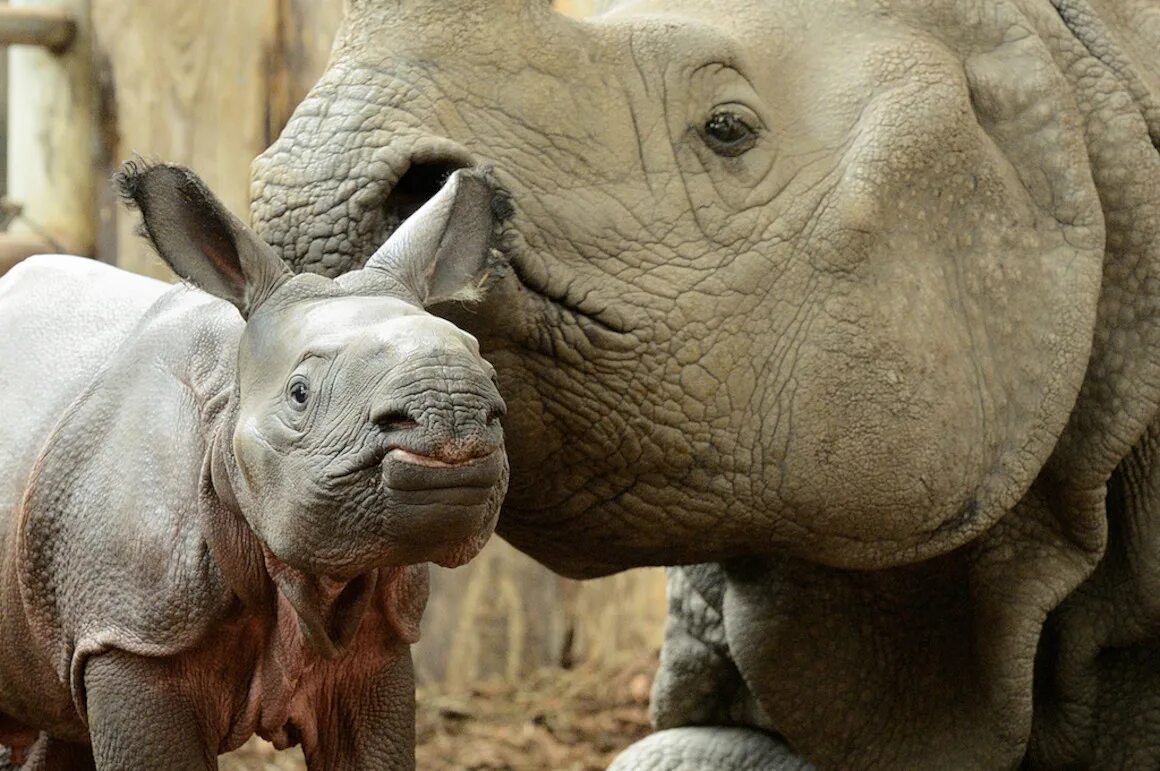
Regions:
[[609, 727, 813, 771], [615, 566, 813, 770], [650, 564, 771, 730]]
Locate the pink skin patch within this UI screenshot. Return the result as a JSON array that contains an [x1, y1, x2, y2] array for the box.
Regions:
[[388, 447, 486, 468]]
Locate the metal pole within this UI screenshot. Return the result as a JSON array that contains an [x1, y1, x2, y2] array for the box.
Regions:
[[0, 7, 75, 53]]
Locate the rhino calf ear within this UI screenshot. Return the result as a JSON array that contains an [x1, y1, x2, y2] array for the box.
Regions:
[[114, 161, 291, 318], [361, 168, 512, 307]]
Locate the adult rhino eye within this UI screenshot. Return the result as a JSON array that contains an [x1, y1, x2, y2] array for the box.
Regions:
[[702, 110, 759, 157], [287, 377, 310, 411]]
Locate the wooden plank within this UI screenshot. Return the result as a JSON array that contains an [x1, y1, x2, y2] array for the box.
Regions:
[[417, 540, 573, 688], [0, 7, 75, 52], [90, 0, 278, 278], [7, 0, 96, 257], [562, 566, 668, 669], [415, 540, 666, 687], [265, 0, 346, 144]]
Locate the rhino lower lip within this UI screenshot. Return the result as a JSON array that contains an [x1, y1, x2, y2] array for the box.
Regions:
[[382, 447, 504, 491], [388, 448, 483, 468]]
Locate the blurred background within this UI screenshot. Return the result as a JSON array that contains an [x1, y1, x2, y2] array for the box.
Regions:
[[1, 0, 664, 767]]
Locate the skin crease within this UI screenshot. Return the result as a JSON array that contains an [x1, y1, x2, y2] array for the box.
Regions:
[[0, 166, 509, 769], [251, 0, 1160, 768]]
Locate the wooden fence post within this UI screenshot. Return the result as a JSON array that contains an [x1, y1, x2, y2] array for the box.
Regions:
[[7, 0, 97, 259], [89, 0, 280, 279]]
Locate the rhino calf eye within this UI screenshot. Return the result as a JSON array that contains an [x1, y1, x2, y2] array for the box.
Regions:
[[287, 378, 311, 411], [703, 110, 758, 157]]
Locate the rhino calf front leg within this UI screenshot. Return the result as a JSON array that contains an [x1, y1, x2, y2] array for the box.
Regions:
[[305, 647, 416, 771], [84, 651, 216, 771], [17, 736, 95, 771]]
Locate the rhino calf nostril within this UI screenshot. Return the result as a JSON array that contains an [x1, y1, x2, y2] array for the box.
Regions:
[[375, 409, 419, 432]]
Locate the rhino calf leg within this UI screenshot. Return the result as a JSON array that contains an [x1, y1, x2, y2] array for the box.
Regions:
[[84, 651, 215, 771], [305, 647, 416, 771], [608, 727, 814, 771], [19, 735, 95, 771]]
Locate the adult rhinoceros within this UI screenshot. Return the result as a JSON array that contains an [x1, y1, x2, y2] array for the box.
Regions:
[[250, 1, 1160, 767]]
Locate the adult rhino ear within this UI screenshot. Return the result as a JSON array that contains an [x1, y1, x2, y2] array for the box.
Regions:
[[114, 161, 291, 319], [349, 168, 511, 307]]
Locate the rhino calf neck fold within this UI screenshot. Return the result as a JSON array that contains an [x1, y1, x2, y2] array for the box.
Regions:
[[0, 162, 510, 769]]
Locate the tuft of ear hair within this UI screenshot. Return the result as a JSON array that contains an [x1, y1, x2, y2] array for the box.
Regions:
[[113, 156, 164, 247], [112, 157, 148, 208]]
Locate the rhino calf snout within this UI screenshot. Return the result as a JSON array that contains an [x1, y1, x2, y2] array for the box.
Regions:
[[373, 368, 506, 467]]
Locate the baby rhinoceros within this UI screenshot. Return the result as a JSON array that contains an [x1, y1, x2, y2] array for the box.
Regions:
[[0, 163, 511, 770]]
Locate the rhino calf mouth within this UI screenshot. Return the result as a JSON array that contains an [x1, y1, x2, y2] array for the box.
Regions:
[[381, 447, 505, 493]]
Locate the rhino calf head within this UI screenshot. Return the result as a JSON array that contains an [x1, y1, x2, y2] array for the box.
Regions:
[[118, 162, 509, 579]]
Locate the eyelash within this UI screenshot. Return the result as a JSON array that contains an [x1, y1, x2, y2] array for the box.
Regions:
[[701, 109, 759, 157]]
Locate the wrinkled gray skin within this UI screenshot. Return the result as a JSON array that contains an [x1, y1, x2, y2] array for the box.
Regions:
[[0, 164, 510, 770], [251, 0, 1160, 767]]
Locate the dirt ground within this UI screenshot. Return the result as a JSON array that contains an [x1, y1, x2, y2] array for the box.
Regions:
[[220, 652, 657, 770]]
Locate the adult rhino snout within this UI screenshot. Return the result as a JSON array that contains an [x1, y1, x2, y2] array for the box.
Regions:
[[251, 113, 477, 275]]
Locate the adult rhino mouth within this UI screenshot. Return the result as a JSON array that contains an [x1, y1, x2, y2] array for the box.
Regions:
[[381, 149, 635, 340], [506, 255, 634, 337]]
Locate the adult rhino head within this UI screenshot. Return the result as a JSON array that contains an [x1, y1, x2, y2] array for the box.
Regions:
[[253, 0, 1121, 578]]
